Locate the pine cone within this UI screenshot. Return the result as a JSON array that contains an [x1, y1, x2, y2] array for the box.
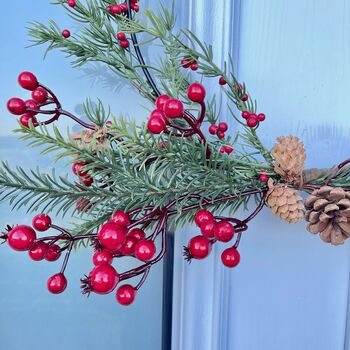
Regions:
[[266, 179, 305, 223], [271, 136, 306, 185], [305, 186, 350, 245]]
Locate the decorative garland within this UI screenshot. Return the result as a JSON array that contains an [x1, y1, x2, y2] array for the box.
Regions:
[[1, 0, 349, 306]]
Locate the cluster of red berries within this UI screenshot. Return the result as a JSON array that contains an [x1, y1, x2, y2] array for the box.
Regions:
[[3, 215, 67, 294], [181, 57, 198, 71], [106, 0, 139, 15], [208, 121, 228, 139], [219, 145, 234, 154], [185, 209, 240, 268], [259, 170, 268, 182], [72, 161, 94, 187], [7, 72, 49, 127], [241, 110, 266, 128], [116, 32, 129, 49]]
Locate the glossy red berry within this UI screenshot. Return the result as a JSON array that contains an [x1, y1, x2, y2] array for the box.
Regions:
[[72, 162, 88, 176], [147, 115, 167, 134], [116, 284, 136, 306], [221, 247, 240, 268], [119, 3, 128, 12], [194, 209, 214, 227], [111, 211, 130, 227], [187, 83, 206, 103], [110, 4, 121, 14], [257, 113, 266, 121], [81, 176, 93, 187], [259, 173, 269, 182], [98, 223, 127, 251], [163, 99, 184, 118], [7, 225, 36, 251], [219, 147, 225, 153], [241, 111, 250, 119], [7, 98, 26, 115], [45, 244, 61, 262], [18, 72, 39, 91], [29, 241, 48, 261], [32, 87, 48, 103], [200, 220, 215, 238], [247, 116, 258, 128], [214, 221, 235, 242], [32, 214, 51, 231], [219, 76, 227, 85], [92, 250, 113, 266], [155, 95, 170, 110], [120, 40, 130, 49], [89, 264, 119, 294], [19, 114, 38, 128], [128, 228, 145, 241], [224, 145, 234, 154], [188, 235, 211, 259], [25, 99, 39, 114], [62, 29, 71, 38], [131, 4, 139, 12], [241, 93, 248, 102], [217, 131, 225, 139], [181, 58, 191, 68], [120, 236, 138, 255], [134, 240, 156, 261], [116, 32, 126, 41], [67, 0, 76, 7], [190, 62, 198, 71], [209, 125, 218, 135], [218, 122, 228, 132], [47, 273, 67, 294]]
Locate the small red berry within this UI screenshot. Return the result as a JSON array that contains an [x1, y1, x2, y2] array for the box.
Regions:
[[120, 236, 138, 255], [131, 4, 139, 12], [214, 221, 235, 242], [72, 162, 88, 176], [111, 211, 130, 227], [194, 209, 214, 227], [181, 58, 191, 68], [7, 98, 26, 115], [68, 0, 76, 7], [190, 62, 198, 71], [116, 32, 126, 41], [200, 221, 215, 238], [259, 173, 269, 182], [45, 244, 61, 262], [246, 116, 258, 128], [119, 3, 128, 12], [163, 99, 184, 118], [98, 223, 127, 251], [219, 76, 227, 85], [241, 111, 250, 119], [29, 241, 48, 261], [257, 113, 266, 121], [89, 264, 119, 294], [62, 29, 71, 38], [147, 115, 167, 134], [32, 87, 48, 103], [92, 250, 113, 266], [219, 147, 225, 153], [187, 83, 206, 103], [7, 225, 36, 251], [18, 72, 39, 91], [218, 122, 228, 132], [25, 99, 39, 114], [81, 175, 93, 187], [116, 284, 136, 306], [150, 109, 168, 124], [110, 4, 121, 14], [241, 93, 248, 102], [221, 247, 240, 268], [155, 95, 170, 110], [120, 40, 130, 49], [209, 125, 218, 135], [134, 240, 156, 262], [19, 114, 38, 128], [32, 214, 51, 231], [47, 273, 67, 294], [188, 235, 211, 259], [217, 131, 225, 139], [128, 228, 145, 241], [224, 145, 234, 154]]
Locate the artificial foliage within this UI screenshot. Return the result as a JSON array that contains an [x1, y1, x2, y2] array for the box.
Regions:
[[1, 0, 350, 305]]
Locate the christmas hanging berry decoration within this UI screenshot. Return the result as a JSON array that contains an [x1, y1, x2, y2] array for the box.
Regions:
[[1, 0, 349, 316]]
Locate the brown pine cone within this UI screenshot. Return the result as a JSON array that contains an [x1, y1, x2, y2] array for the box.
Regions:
[[266, 179, 305, 224], [305, 186, 350, 245], [271, 136, 306, 186]]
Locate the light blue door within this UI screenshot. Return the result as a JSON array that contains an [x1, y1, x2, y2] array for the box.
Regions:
[[172, 1, 350, 349]]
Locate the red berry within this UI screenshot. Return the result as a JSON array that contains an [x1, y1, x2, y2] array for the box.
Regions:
[[116, 284, 136, 306], [218, 122, 228, 132], [72, 162, 88, 176], [219, 147, 225, 153], [120, 236, 138, 255], [155, 95, 170, 110], [187, 83, 206, 103], [110, 4, 121, 14], [200, 220, 215, 238], [134, 240, 156, 262], [32, 214, 51, 231], [219, 77, 227, 85], [181, 58, 191, 68], [163, 99, 184, 118], [209, 125, 218, 135], [257, 113, 266, 121], [128, 228, 145, 241], [7, 225, 36, 251], [147, 115, 167, 134], [259, 173, 269, 182], [241, 111, 250, 119], [111, 211, 130, 227], [7, 98, 26, 115], [89, 264, 119, 294], [18, 72, 39, 91], [194, 209, 214, 227], [25, 99, 39, 114], [188, 235, 211, 259], [246, 116, 258, 128], [67, 0, 76, 7], [29, 241, 48, 261], [81, 175, 93, 186], [62, 29, 71, 38], [116, 32, 126, 41], [214, 221, 235, 242], [92, 250, 113, 266], [47, 273, 67, 294], [119, 3, 128, 12], [217, 131, 225, 139], [98, 223, 127, 251], [190, 62, 198, 71], [241, 93, 248, 102], [32, 87, 48, 103], [45, 244, 61, 262], [151, 109, 168, 125], [221, 247, 240, 268], [120, 40, 130, 49], [224, 145, 234, 154], [131, 4, 139, 12], [19, 114, 38, 128]]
